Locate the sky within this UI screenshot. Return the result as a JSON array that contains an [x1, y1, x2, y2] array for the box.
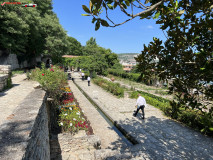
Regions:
[[52, 0, 166, 54]]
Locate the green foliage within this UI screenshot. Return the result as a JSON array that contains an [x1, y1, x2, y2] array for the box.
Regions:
[[0, 0, 68, 64], [30, 64, 67, 103], [6, 73, 12, 89], [68, 37, 120, 76], [108, 69, 141, 82], [93, 77, 124, 97], [67, 37, 83, 56], [12, 70, 25, 75]]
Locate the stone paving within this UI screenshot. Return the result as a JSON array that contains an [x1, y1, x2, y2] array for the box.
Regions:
[[69, 80, 128, 150], [72, 72, 213, 160], [0, 74, 37, 125]]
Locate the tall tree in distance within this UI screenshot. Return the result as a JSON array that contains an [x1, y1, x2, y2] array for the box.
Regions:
[[67, 37, 83, 55]]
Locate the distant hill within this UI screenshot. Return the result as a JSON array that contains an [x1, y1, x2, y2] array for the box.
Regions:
[[117, 53, 139, 63]]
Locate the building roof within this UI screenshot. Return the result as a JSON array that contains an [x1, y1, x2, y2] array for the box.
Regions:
[[123, 68, 131, 71], [62, 55, 79, 58]]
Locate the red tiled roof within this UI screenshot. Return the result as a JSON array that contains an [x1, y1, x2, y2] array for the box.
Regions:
[[123, 68, 131, 71]]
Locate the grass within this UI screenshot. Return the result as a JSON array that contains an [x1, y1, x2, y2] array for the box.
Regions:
[[107, 74, 169, 93], [12, 70, 25, 75]]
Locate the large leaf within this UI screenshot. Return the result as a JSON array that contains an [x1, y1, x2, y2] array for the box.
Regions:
[[92, 18, 97, 23], [101, 19, 109, 27], [95, 21, 100, 31], [82, 5, 91, 13]]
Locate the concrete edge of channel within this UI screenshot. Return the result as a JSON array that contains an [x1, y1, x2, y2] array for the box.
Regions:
[[72, 80, 139, 145]]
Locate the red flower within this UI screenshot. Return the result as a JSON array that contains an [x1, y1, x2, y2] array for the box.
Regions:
[[50, 68, 54, 72], [42, 73, 45, 76]]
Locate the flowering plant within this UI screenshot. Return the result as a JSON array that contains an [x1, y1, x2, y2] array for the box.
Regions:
[[30, 64, 67, 103], [58, 87, 88, 134]]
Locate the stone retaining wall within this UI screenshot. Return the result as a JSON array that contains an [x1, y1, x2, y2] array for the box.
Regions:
[[0, 65, 11, 91], [0, 89, 50, 160], [0, 74, 8, 91]]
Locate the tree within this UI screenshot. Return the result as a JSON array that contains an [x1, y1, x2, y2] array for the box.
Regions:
[[0, 0, 69, 64], [83, 37, 99, 55], [67, 37, 83, 55], [83, 0, 213, 132], [0, 4, 29, 54]]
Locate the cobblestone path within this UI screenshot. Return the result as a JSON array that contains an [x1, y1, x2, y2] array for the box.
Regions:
[[72, 72, 213, 160], [0, 74, 37, 125]]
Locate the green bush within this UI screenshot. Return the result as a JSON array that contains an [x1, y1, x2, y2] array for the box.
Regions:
[[108, 69, 141, 82], [30, 64, 67, 103], [93, 77, 124, 97]]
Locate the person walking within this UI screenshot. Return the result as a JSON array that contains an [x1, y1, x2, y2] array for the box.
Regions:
[[87, 76, 91, 86], [133, 94, 146, 119], [81, 72, 85, 81]]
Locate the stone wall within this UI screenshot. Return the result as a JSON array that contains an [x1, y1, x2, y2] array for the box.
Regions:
[[0, 65, 11, 91], [0, 74, 9, 91], [0, 54, 19, 70], [0, 89, 50, 160], [22, 91, 50, 160]]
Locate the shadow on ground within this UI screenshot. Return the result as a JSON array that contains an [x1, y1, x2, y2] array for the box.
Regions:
[[107, 115, 213, 159], [0, 120, 32, 158], [0, 84, 20, 97]]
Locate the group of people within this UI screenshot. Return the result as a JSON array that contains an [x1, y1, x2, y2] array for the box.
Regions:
[[80, 70, 90, 86]]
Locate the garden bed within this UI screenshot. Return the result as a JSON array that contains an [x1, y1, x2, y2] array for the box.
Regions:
[[58, 86, 93, 135]]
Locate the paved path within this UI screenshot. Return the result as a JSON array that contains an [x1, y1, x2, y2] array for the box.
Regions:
[[72, 72, 213, 160], [68, 80, 129, 150], [0, 74, 37, 125]]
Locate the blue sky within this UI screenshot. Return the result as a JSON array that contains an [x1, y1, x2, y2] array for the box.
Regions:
[[52, 0, 166, 54]]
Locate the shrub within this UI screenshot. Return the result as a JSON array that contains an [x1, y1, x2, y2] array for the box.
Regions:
[[108, 69, 141, 82], [30, 64, 67, 103], [93, 77, 124, 97]]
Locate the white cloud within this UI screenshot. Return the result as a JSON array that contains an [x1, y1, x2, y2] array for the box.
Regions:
[[147, 25, 154, 29]]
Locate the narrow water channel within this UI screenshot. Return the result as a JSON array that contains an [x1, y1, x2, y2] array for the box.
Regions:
[[72, 79, 138, 146]]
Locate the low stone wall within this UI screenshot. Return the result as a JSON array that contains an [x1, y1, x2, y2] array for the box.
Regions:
[[0, 89, 50, 160], [0, 65, 11, 91], [0, 65, 11, 74], [0, 74, 8, 91]]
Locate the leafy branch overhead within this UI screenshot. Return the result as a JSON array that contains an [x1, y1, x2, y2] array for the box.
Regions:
[[82, 0, 167, 30]]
